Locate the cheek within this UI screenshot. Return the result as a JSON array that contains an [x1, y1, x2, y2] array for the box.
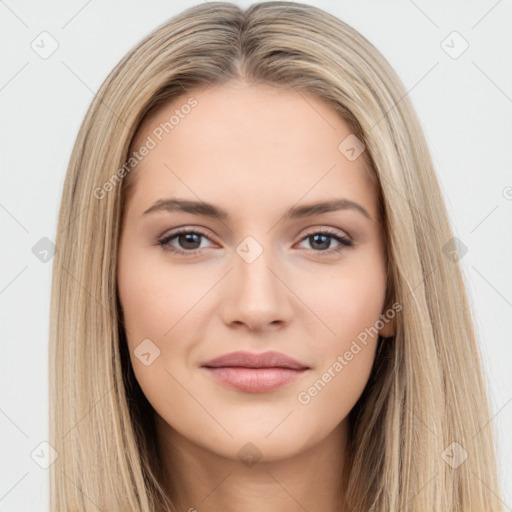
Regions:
[[117, 249, 209, 393], [117, 248, 199, 342], [296, 272, 385, 421], [117, 253, 188, 413], [308, 257, 387, 347], [118, 262, 168, 341], [297, 252, 386, 402], [298, 338, 378, 430]]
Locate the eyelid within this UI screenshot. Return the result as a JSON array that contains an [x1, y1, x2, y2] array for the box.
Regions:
[[300, 225, 351, 240], [158, 227, 217, 246]]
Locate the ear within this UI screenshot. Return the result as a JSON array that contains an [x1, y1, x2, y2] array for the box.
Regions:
[[378, 300, 397, 338]]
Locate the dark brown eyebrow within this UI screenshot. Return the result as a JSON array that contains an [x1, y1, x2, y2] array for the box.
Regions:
[[142, 198, 372, 221]]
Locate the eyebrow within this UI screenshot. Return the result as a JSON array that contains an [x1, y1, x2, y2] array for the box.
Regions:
[[142, 198, 372, 221]]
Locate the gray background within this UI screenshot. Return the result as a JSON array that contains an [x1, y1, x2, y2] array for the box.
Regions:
[[1, 0, 511, 510]]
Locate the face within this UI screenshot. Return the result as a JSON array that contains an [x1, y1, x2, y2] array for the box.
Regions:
[[117, 82, 394, 464]]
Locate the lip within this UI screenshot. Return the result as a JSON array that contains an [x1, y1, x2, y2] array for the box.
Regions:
[[200, 350, 310, 393], [201, 350, 309, 370]]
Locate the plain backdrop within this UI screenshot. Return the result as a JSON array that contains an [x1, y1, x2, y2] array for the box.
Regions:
[[1, 0, 511, 510]]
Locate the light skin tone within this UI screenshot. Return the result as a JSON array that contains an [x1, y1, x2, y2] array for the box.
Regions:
[[117, 81, 395, 512]]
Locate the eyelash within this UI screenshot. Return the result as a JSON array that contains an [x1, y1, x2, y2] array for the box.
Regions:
[[157, 228, 353, 257]]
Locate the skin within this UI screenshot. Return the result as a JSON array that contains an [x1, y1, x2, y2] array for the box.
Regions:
[[117, 81, 395, 512]]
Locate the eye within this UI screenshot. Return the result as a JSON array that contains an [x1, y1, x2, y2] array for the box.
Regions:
[[158, 229, 215, 257], [296, 229, 353, 254]]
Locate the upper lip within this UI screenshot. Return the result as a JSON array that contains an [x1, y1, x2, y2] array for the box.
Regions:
[[201, 350, 309, 370]]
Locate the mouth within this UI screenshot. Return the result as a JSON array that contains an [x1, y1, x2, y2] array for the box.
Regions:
[[200, 350, 311, 393], [202, 366, 309, 393]]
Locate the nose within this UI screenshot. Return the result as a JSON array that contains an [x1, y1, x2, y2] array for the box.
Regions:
[[220, 245, 294, 332]]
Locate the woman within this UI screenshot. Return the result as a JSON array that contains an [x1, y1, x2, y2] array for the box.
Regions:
[[49, 2, 503, 510]]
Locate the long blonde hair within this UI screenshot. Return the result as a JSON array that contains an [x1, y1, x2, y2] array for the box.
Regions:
[[49, 2, 503, 510]]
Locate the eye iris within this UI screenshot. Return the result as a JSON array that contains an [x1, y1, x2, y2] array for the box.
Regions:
[[179, 233, 201, 249], [310, 233, 331, 250]]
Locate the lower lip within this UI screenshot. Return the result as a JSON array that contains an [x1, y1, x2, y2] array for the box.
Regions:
[[202, 367, 309, 393]]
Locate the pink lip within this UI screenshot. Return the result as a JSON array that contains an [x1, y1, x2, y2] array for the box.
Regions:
[[200, 350, 310, 393]]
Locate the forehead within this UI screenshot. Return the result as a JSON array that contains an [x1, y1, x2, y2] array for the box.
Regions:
[[126, 83, 378, 221]]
